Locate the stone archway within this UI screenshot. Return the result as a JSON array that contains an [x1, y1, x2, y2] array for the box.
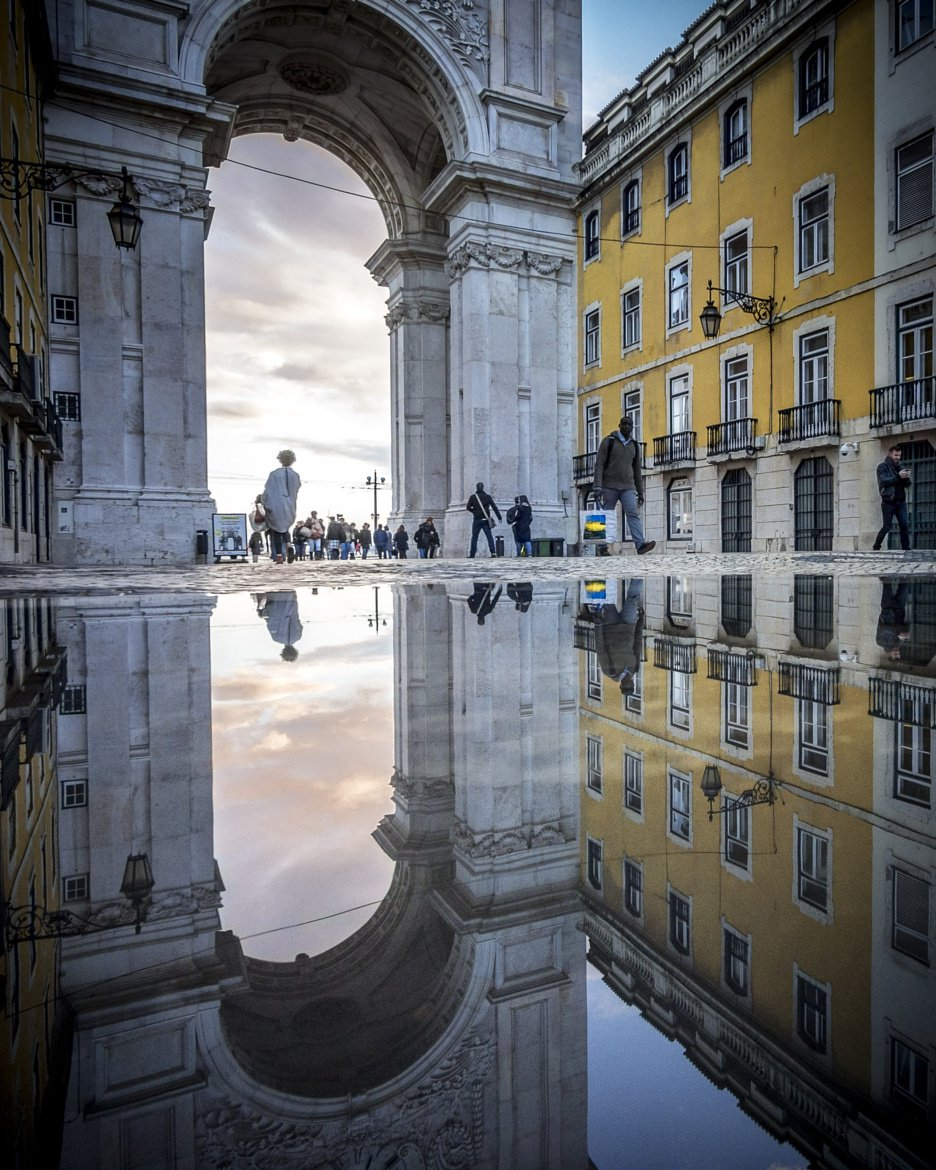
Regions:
[[44, 0, 582, 564]]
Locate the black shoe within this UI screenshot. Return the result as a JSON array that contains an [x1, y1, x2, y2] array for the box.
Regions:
[[637, 541, 656, 555], [872, 545, 882, 551]]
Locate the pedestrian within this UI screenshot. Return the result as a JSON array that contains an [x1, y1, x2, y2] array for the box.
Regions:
[[254, 590, 303, 661], [326, 515, 344, 560], [594, 579, 645, 693], [374, 524, 390, 559], [873, 444, 912, 552], [466, 481, 502, 557], [359, 523, 373, 559], [338, 516, 353, 560], [467, 581, 502, 625], [248, 529, 265, 563], [506, 494, 533, 557], [415, 516, 441, 558], [507, 582, 533, 612], [394, 523, 410, 558], [592, 416, 655, 555], [876, 578, 911, 660], [292, 521, 309, 561], [261, 450, 301, 564], [307, 512, 325, 559]]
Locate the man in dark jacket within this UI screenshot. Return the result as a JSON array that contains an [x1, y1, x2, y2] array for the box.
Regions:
[[593, 416, 655, 555], [593, 580, 645, 694], [466, 481, 502, 557], [873, 444, 912, 551]]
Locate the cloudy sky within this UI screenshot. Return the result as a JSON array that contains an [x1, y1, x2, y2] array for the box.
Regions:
[[203, 2, 709, 521]]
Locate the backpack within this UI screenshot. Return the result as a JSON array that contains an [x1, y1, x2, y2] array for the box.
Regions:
[[506, 505, 519, 526]]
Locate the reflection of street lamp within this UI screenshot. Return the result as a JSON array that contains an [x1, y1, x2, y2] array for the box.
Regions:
[[0, 158, 143, 249], [700, 764, 778, 822], [3, 852, 155, 947], [699, 280, 776, 338], [367, 585, 387, 633], [365, 471, 386, 531]]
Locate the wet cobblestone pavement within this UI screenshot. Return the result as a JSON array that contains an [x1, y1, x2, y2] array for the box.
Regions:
[[0, 549, 934, 594]]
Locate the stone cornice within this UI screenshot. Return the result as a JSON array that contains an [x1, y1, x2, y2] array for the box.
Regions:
[[444, 242, 565, 279], [385, 300, 452, 330], [453, 818, 569, 857]]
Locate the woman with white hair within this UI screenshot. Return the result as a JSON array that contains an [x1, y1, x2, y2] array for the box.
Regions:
[[261, 449, 301, 564]]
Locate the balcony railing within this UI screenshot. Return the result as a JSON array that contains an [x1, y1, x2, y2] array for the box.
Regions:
[[653, 637, 697, 674], [574, 444, 648, 484], [778, 399, 841, 443], [574, 619, 597, 652], [0, 316, 13, 381], [777, 661, 840, 705], [869, 377, 936, 428], [707, 648, 757, 686], [869, 678, 936, 727], [653, 432, 696, 465], [13, 349, 37, 401], [707, 418, 757, 457]]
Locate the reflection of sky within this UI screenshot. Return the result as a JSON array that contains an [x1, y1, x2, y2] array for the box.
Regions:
[[210, 587, 395, 961], [587, 967, 806, 1170]]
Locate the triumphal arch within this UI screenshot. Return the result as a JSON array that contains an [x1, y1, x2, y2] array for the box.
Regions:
[[45, 0, 582, 563]]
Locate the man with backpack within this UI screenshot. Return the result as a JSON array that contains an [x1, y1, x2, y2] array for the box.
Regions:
[[592, 416, 655, 555]]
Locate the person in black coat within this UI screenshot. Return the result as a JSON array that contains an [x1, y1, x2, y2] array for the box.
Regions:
[[466, 481, 502, 557], [507, 495, 533, 557], [414, 517, 441, 559], [393, 524, 410, 558], [873, 444, 912, 551]]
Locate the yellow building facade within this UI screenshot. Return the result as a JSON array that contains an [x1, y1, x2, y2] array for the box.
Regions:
[[0, 1, 61, 565], [576, 570, 935, 1168], [575, 0, 935, 553]]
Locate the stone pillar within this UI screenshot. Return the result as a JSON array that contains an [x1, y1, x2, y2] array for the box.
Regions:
[[368, 236, 451, 536]]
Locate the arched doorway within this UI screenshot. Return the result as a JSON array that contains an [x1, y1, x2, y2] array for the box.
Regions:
[[43, 0, 583, 564], [794, 456, 834, 551], [720, 467, 752, 552]]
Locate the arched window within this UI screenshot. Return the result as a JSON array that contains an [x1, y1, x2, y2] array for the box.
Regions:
[[668, 145, 689, 204], [799, 39, 829, 117], [721, 469, 752, 552], [723, 100, 748, 167], [622, 180, 640, 235], [584, 210, 600, 261], [794, 457, 834, 550]]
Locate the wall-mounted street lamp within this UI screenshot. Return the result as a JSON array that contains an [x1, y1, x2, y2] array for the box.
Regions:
[[700, 763, 778, 822], [3, 852, 155, 947], [699, 280, 776, 339], [0, 158, 143, 250]]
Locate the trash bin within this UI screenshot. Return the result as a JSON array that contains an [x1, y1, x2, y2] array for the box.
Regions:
[[532, 538, 565, 557], [196, 529, 209, 561], [495, 535, 505, 557]]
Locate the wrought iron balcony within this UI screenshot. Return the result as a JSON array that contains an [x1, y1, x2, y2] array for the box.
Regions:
[[778, 661, 840, 705], [573, 452, 596, 483], [13, 348, 38, 401], [653, 431, 696, 466], [707, 418, 757, 457], [29, 400, 64, 459], [778, 399, 841, 443], [0, 315, 13, 383], [869, 678, 936, 726], [869, 377, 935, 428], [573, 619, 597, 652], [653, 637, 697, 674], [707, 648, 757, 686]]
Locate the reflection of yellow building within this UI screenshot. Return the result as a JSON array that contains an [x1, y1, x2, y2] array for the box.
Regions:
[[0, 598, 67, 1163], [0, 3, 61, 564], [575, 0, 936, 553], [578, 573, 935, 1169]]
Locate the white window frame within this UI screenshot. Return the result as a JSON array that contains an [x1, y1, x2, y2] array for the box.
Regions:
[[623, 751, 644, 821], [622, 385, 642, 445], [668, 369, 691, 434], [794, 966, 831, 1056], [586, 734, 603, 796], [666, 140, 691, 211], [793, 817, 833, 920], [61, 778, 88, 808], [720, 221, 752, 313], [666, 253, 692, 335], [793, 25, 835, 132], [896, 295, 933, 383], [891, 1034, 930, 1110], [793, 316, 836, 405], [895, 718, 932, 807], [584, 400, 601, 456], [667, 478, 694, 541], [621, 174, 642, 238], [796, 697, 831, 778], [723, 682, 751, 751], [62, 873, 89, 902], [586, 649, 602, 703], [623, 856, 643, 919], [587, 836, 603, 891], [666, 575, 693, 627], [584, 207, 601, 264], [668, 886, 692, 957], [623, 666, 643, 717], [49, 198, 76, 227], [793, 176, 835, 285], [667, 768, 692, 843], [723, 353, 751, 423], [896, 0, 936, 53], [722, 920, 751, 998], [719, 88, 752, 177], [621, 279, 642, 353], [892, 866, 930, 963], [723, 793, 752, 875], [51, 295, 78, 325], [584, 304, 601, 368]]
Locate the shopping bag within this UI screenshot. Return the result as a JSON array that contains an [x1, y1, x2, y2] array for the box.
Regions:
[[580, 509, 618, 543]]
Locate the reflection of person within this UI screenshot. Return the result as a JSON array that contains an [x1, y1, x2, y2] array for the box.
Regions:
[[466, 482, 502, 558], [593, 417, 655, 555], [467, 582, 502, 625], [593, 579, 645, 693], [873, 444, 912, 551], [876, 578, 911, 660], [261, 450, 301, 564], [507, 582, 533, 612], [507, 495, 533, 557], [254, 591, 303, 661]]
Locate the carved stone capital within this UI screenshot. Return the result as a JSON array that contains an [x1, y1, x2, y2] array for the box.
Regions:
[[390, 767, 454, 799], [73, 172, 212, 216], [403, 0, 490, 76]]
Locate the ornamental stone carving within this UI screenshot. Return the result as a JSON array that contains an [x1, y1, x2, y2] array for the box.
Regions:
[[444, 243, 565, 280], [453, 820, 568, 857], [403, 0, 490, 75], [74, 173, 211, 215], [279, 56, 349, 96], [195, 1091, 322, 1169], [385, 301, 451, 330], [390, 767, 454, 798]]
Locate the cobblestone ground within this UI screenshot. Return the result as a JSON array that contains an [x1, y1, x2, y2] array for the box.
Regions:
[[1, 549, 934, 595]]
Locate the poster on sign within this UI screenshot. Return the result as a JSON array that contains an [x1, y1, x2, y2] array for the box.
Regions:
[[580, 579, 620, 608], [212, 513, 249, 561], [580, 509, 618, 543]]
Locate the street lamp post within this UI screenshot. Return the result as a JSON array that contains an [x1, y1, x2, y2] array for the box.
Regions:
[[699, 280, 776, 338], [0, 158, 143, 249], [365, 471, 386, 531]]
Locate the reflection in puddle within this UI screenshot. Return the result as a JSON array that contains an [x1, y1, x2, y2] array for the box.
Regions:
[[1, 576, 932, 1169]]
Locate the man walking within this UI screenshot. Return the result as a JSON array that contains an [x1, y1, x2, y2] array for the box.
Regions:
[[466, 481, 502, 557], [873, 444, 912, 552], [593, 417, 655, 555]]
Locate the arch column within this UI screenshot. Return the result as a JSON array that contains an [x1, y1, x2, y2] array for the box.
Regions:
[[368, 236, 451, 535]]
